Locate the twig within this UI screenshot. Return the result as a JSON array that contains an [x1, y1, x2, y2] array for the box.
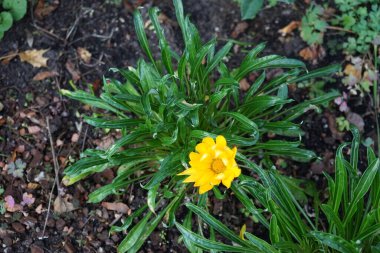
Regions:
[[32, 24, 65, 42], [0, 52, 19, 61], [326, 25, 355, 34], [81, 125, 89, 152], [40, 117, 61, 239]]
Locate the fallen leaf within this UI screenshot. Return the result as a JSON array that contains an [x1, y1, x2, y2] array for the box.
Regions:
[[0, 51, 18, 65], [101, 202, 130, 214], [35, 204, 43, 214], [77, 47, 92, 64], [231, 22, 249, 39], [278, 21, 301, 36], [19, 49, 49, 68], [21, 193, 35, 206], [54, 196, 75, 214], [71, 133, 79, 143], [34, 0, 60, 20], [299, 44, 326, 64], [239, 78, 250, 91], [32, 71, 58, 81], [65, 60, 81, 82], [93, 135, 115, 149], [27, 183, 40, 190], [28, 126, 41, 134], [5, 196, 23, 212], [344, 64, 362, 80], [347, 112, 365, 132]]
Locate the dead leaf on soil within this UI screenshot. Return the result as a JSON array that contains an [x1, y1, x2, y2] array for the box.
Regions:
[[32, 70, 58, 81], [77, 47, 92, 64], [101, 202, 130, 214], [54, 196, 75, 214], [344, 64, 362, 80], [34, 0, 60, 20], [65, 60, 81, 82], [278, 21, 301, 36], [299, 44, 326, 64], [19, 49, 49, 68], [239, 78, 250, 91], [231, 22, 249, 39], [0, 51, 18, 65], [28, 126, 41, 134], [347, 112, 365, 132], [21, 193, 35, 206], [4, 196, 23, 212]]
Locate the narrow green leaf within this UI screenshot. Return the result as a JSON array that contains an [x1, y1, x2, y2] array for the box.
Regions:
[[245, 232, 279, 253], [186, 203, 253, 248], [133, 10, 156, 66], [175, 222, 258, 253], [310, 231, 358, 253]]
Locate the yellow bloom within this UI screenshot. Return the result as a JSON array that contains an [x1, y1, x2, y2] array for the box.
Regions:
[[178, 135, 241, 194]]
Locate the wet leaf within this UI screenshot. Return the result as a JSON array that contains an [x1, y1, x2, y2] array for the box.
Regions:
[[19, 49, 49, 68]]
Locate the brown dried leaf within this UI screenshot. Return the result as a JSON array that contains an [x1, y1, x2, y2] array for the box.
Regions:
[[347, 112, 365, 132], [54, 196, 75, 214], [101, 202, 130, 214], [77, 47, 92, 64], [278, 21, 301, 36], [32, 71, 58, 81], [34, 0, 60, 20], [344, 64, 362, 80], [299, 45, 326, 64], [231, 22, 249, 39], [19, 49, 49, 68], [28, 126, 41, 134], [0, 51, 18, 65], [65, 60, 81, 82], [239, 78, 250, 91]]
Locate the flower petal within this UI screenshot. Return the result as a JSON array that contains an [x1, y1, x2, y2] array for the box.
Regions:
[[199, 183, 213, 194], [216, 135, 227, 148], [202, 136, 215, 146]]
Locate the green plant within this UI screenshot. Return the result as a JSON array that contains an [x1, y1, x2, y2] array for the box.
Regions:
[[179, 127, 380, 252], [301, 0, 380, 55], [235, 0, 294, 20], [333, 0, 380, 54], [62, 0, 339, 251], [300, 4, 328, 45], [336, 116, 350, 132], [0, 0, 27, 40], [0, 187, 5, 215]]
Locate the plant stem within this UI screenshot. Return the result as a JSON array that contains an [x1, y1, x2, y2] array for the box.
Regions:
[[374, 45, 380, 157]]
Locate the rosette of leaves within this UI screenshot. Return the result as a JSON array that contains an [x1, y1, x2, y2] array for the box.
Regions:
[[300, 4, 328, 45], [61, 0, 339, 251], [180, 127, 380, 252], [2, 0, 27, 21], [0, 11, 12, 39], [0, 0, 27, 40]]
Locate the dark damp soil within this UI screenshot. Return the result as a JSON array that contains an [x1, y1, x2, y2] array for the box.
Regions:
[[0, 0, 377, 252]]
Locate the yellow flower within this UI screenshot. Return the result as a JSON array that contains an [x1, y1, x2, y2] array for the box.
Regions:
[[178, 135, 241, 194]]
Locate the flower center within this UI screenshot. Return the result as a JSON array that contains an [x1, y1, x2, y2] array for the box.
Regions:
[[211, 159, 226, 174]]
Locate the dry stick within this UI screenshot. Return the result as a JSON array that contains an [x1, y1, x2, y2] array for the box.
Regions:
[[41, 117, 61, 239], [326, 25, 355, 34]]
